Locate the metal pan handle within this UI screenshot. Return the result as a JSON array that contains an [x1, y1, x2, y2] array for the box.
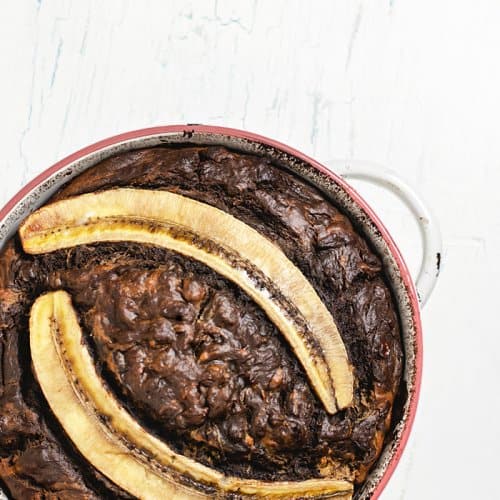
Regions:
[[327, 160, 441, 307]]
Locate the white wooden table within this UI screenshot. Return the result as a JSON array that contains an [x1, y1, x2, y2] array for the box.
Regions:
[[1, 2, 498, 498]]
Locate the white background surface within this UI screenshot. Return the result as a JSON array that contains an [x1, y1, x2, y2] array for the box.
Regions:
[[1, 1, 499, 499]]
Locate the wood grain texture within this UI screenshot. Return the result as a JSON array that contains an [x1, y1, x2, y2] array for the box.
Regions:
[[1, 1, 499, 499]]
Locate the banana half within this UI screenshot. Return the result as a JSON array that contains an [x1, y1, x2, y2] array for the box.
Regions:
[[21, 188, 353, 413], [31, 291, 353, 499]]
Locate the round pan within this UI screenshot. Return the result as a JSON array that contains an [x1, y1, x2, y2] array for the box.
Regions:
[[0, 125, 423, 499]]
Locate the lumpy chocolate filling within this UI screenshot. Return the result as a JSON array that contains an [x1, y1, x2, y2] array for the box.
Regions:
[[0, 146, 403, 498]]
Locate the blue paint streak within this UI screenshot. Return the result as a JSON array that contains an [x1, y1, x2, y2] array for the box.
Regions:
[[50, 39, 63, 89]]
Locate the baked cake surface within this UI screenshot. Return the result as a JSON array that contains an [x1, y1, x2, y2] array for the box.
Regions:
[[0, 146, 402, 498]]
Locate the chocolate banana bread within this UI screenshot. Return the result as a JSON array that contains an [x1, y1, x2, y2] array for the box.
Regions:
[[0, 146, 403, 498]]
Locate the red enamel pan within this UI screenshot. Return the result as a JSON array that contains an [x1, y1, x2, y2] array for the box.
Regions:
[[0, 125, 441, 499]]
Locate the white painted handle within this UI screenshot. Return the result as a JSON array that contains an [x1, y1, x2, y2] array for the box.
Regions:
[[328, 160, 441, 307]]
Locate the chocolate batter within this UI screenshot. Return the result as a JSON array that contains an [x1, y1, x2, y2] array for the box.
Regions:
[[0, 146, 402, 498]]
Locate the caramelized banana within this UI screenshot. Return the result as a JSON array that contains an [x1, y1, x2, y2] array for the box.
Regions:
[[21, 188, 353, 412], [30, 291, 354, 499]]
